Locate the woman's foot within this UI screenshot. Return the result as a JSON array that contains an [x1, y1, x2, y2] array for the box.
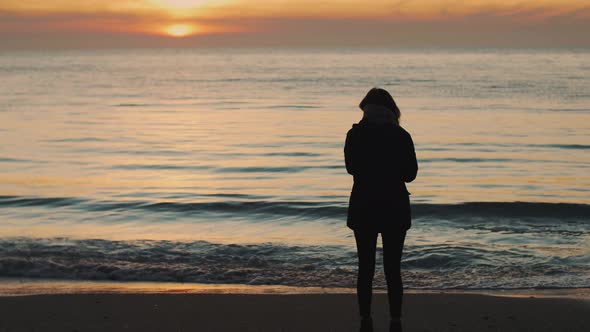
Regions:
[[389, 318, 402, 332], [359, 316, 373, 332]]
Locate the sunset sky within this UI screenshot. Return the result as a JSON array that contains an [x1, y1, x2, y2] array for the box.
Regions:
[[1, 0, 589, 49]]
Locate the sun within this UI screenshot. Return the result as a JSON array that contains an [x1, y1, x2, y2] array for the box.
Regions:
[[163, 24, 196, 37]]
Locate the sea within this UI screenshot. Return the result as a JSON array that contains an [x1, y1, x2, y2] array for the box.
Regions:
[[0, 48, 589, 291]]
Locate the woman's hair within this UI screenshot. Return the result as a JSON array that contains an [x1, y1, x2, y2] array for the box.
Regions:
[[359, 87, 401, 122]]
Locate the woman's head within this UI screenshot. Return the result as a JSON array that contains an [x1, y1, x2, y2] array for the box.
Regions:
[[359, 87, 400, 124]]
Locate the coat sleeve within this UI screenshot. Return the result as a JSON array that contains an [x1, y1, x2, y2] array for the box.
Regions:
[[344, 128, 357, 176], [402, 132, 418, 183]]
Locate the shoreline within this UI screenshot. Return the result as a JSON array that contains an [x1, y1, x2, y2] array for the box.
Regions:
[[1, 279, 589, 299], [0, 292, 589, 331]]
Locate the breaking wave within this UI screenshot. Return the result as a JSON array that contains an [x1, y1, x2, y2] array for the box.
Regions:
[[0, 237, 588, 289], [0, 195, 588, 221]]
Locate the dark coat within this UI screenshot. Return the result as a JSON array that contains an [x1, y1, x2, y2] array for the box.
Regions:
[[344, 120, 418, 232]]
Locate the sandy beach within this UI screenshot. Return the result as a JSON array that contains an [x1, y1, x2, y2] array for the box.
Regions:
[[0, 291, 589, 331]]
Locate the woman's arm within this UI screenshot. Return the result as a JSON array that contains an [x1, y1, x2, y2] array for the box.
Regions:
[[344, 128, 357, 176], [402, 132, 418, 183]]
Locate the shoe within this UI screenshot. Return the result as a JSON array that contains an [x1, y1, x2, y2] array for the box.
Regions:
[[389, 318, 402, 332], [360, 317, 373, 332]]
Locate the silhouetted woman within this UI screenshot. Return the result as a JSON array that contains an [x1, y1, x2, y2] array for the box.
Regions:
[[345, 88, 418, 332]]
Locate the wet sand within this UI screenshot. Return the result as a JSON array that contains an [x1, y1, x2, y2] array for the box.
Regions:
[[0, 293, 589, 331]]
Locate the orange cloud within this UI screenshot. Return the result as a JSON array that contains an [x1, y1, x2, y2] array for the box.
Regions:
[[0, 1, 589, 49], [1, 1, 588, 19]]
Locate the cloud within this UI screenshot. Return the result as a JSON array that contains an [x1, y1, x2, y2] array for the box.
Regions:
[[0, 2, 589, 49], [1, 1, 589, 18]]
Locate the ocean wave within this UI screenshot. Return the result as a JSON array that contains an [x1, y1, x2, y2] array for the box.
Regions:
[[419, 157, 587, 165], [113, 103, 151, 107], [111, 164, 213, 171], [267, 105, 320, 109], [43, 137, 107, 143], [0, 195, 588, 221], [536, 144, 590, 150], [0, 157, 43, 164], [0, 237, 588, 289], [425, 142, 590, 150], [262, 152, 323, 157]]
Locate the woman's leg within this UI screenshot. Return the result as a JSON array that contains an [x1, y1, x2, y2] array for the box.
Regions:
[[381, 230, 407, 319], [354, 229, 378, 319]]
